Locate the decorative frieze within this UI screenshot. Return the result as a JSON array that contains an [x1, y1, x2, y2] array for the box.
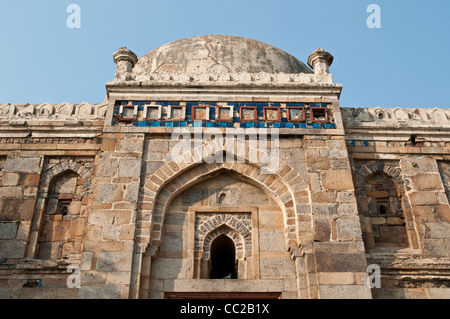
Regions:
[[342, 107, 450, 124], [0, 137, 101, 145], [116, 71, 334, 84], [113, 101, 336, 129], [0, 103, 108, 119]]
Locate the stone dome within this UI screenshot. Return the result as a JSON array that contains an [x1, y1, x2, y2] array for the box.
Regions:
[[131, 35, 313, 78]]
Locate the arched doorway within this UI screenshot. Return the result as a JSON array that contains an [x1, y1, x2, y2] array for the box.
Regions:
[[140, 161, 306, 299], [210, 235, 237, 279]]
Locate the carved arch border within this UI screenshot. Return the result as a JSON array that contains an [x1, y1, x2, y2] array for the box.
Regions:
[[139, 139, 311, 253], [199, 215, 250, 261], [145, 162, 299, 254], [354, 160, 405, 193]]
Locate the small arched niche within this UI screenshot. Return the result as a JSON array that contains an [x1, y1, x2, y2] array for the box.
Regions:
[[362, 171, 409, 249], [209, 234, 237, 279], [37, 170, 82, 260]]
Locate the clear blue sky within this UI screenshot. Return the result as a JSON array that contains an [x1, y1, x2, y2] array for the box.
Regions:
[[1, 0, 449, 108]]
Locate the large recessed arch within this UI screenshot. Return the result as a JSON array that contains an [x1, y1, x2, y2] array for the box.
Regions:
[[137, 139, 311, 255], [144, 162, 301, 254], [131, 141, 313, 298]]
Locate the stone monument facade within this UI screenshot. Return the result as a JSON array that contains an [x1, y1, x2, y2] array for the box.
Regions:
[[0, 35, 449, 299]]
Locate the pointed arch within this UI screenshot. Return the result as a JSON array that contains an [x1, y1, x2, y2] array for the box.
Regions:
[[137, 139, 310, 257], [40, 159, 94, 195], [132, 139, 313, 298], [208, 233, 237, 279], [353, 160, 418, 250], [144, 163, 298, 253], [204, 225, 242, 259], [26, 159, 94, 259], [355, 161, 404, 189], [199, 215, 250, 261]]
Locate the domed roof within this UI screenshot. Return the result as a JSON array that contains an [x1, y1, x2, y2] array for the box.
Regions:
[[131, 35, 313, 78]]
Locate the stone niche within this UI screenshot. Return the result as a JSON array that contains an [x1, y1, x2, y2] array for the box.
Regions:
[[353, 160, 410, 251], [33, 158, 94, 262]]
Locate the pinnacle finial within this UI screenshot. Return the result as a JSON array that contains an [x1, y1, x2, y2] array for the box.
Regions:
[[307, 49, 334, 75]]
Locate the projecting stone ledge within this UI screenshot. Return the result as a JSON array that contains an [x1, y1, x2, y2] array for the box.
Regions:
[[110, 71, 335, 84]]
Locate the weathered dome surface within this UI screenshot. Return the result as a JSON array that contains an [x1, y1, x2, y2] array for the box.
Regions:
[[132, 35, 313, 77]]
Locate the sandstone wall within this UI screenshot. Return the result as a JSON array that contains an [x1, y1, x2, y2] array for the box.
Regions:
[[343, 107, 450, 298], [0, 114, 102, 299], [1, 101, 449, 299]]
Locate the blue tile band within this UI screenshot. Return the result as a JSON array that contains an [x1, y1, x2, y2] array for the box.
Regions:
[[113, 101, 336, 129]]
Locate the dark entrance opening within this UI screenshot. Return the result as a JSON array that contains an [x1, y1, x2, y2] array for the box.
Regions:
[[210, 235, 237, 279]]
